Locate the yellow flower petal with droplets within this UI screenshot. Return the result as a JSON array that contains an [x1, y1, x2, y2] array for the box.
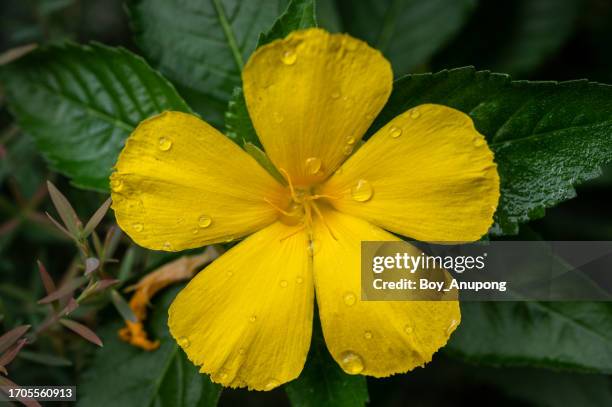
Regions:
[[243, 28, 392, 186], [111, 111, 286, 251], [168, 221, 313, 391], [312, 207, 460, 377], [320, 104, 500, 242]]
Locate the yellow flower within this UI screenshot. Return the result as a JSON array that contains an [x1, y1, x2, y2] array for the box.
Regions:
[[110, 28, 499, 390]]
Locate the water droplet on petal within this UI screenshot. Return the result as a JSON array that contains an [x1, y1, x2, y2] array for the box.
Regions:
[[279, 280, 288, 288], [296, 276, 304, 284], [281, 50, 297, 65], [339, 351, 364, 374], [364, 331, 372, 340], [217, 371, 228, 381], [334, 167, 343, 175], [238, 347, 246, 355], [343, 292, 356, 306], [351, 179, 373, 202], [192, 228, 199, 235], [305, 157, 322, 175], [410, 109, 421, 119], [227, 270, 234, 277], [331, 90, 341, 99], [133, 222, 144, 232], [345, 136, 356, 145], [163, 241, 172, 250], [473, 137, 485, 147], [273, 111, 284, 123], [198, 215, 212, 228], [264, 379, 280, 390], [388, 126, 402, 138], [110, 178, 124, 192], [225, 236, 234, 243], [178, 336, 190, 348], [158, 137, 172, 151], [249, 314, 257, 323], [404, 324, 413, 334], [343, 145, 353, 156], [308, 239, 320, 256]]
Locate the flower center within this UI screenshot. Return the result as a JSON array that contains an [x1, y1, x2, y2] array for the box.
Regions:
[[265, 168, 338, 240]]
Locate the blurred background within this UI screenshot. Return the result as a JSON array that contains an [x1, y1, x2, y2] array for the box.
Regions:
[[1, 0, 611, 406]]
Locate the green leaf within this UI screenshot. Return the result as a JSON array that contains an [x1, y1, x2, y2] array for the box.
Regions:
[[435, 0, 581, 75], [374, 67, 612, 235], [285, 322, 368, 407], [336, 0, 476, 74], [225, 0, 317, 146], [127, 0, 289, 126], [78, 287, 221, 407], [257, 0, 317, 46], [447, 302, 612, 373], [0, 42, 190, 191]]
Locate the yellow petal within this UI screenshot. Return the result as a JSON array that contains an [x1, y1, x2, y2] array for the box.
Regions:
[[243, 28, 392, 186], [111, 111, 285, 251], [313, 207, 460, 377], [168, 221, 313, 391], [320, 104, 500, 242]]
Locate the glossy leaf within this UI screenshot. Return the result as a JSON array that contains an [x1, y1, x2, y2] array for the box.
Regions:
[[447, 302, 612, 373], [0, 42, 191, 191], [78, 287, 222, 407], [127, 0, 289, 126], [336, 0, 476, 74], [374, 67, 612, 235]]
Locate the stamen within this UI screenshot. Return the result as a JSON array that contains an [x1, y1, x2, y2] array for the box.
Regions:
[[264, 198, 293, 216], [279, 224, 306, 241], [310, 200, 338, 241], [278, 168, 301, 203]]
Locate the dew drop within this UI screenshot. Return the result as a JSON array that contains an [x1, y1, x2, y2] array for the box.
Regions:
[[305, 157, 322, 175], [178, 336, 190, 348], [345, 136, 356, 145], [334, 167, 343, 175], [364, 331, 373, 340], [192, 228, 199, 235], [264, 379, 280, 390], [273, 111, 284, 123], [404, 324, 413, 334], [473, 137, 485, 147], [331, 90, 341, 99], [388, 125, 402, 138], [249, 314, 257, 323], [133, 222, 144, 232], [339, 351, 364, 374], [343, 145, 353, 156], [343, 292, 356, 306], [238, 347, 246, 355], [198, 215, 212, 228], [307, 239, 320, 256], [281, 49, 297, 65], [410, 109, 421, 119], [225, 236, 234, 243], [158, 137, 173, 151], [351, 179, 373, 202], [110, 178, 124, 192], [227, 270, 234, 277], [217, 371, 228, 381], [296, 276, 304, 284], [279, 280, 288, 288], [162, 241, 172, 250]]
